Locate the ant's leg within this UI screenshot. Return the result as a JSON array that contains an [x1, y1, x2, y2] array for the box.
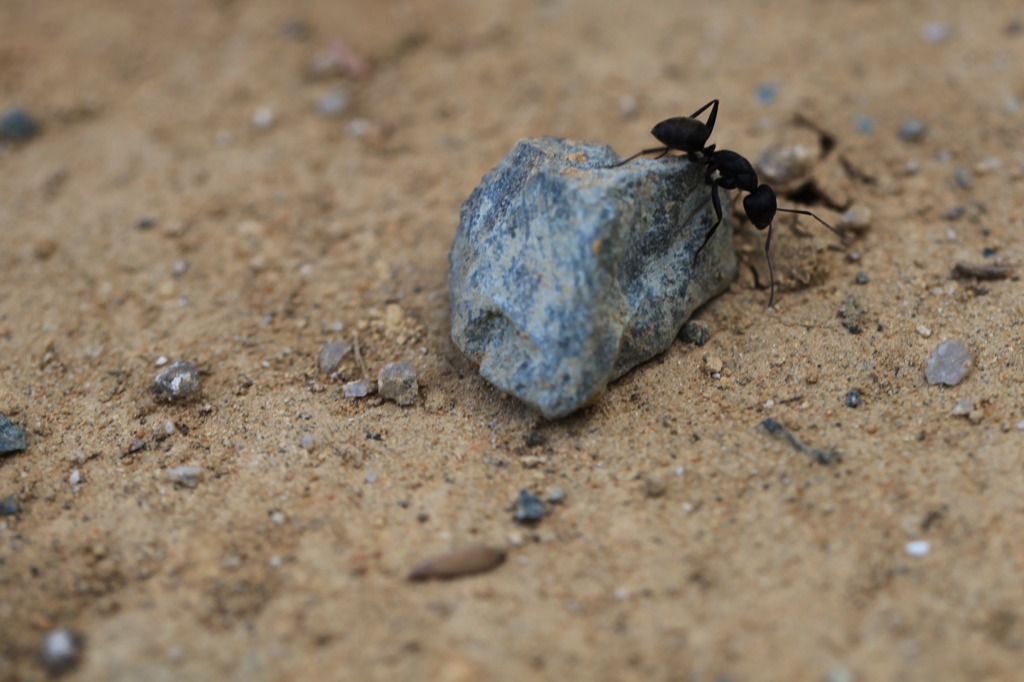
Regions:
[[776, 208, 844, 240], [695, 185, 724, 257], [688, 99, 719, 135], [764, 222, 776, 308], [608, 146, 669, 168]]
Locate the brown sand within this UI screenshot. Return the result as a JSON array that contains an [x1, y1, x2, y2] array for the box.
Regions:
[[2, 1, 1024, 680]]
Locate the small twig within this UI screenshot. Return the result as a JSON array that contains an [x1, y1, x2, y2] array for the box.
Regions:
[[352, 331, 369, 379], [758, 418, 840, 465]]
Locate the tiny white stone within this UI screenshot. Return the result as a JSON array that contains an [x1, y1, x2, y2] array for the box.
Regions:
[[155, 356, 168, 366], [916, 325, 932, 338], [252, 106, 274, 129], [905, 540, 931, 557], [68, 470, 81, 485]]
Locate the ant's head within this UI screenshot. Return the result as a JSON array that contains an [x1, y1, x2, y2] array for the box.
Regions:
[[742, 184, 778, 230]]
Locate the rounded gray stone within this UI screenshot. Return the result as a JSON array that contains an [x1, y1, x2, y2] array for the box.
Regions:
[[448, 137, 737, 419]]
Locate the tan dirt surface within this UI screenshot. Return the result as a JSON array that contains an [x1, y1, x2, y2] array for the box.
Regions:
[[3, 1, 1024, 680]]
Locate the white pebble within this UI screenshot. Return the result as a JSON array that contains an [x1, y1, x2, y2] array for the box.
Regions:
[[905, 540, 931, 557], [252, 106, 275, 129], [916, 325, 932, 338], [68, 469, 81, 485]]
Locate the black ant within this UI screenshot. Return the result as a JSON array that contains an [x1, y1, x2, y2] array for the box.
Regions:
[[611, 99, 843, 307]]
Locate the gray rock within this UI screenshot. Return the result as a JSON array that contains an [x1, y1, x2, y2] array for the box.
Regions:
[[0, 415, 27, 454], [925, 339, 972, 386], [153, 360, 201, 401], [514, 489, 545, 524], [448, 137, 737, 419], [898, 118, 928, 143], [319, 341, 352, 374], [1, 107, 40, 141], [1, 495, 21, 516], [343, 379, 372, 398], [378, 361, 418, 406]]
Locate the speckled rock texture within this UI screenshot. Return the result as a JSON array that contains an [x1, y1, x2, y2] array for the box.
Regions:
[[448, 137, 737, 419]]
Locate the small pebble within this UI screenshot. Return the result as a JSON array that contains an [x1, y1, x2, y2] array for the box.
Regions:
[[513, 489, 545, 524], [982, 247, 998, 258], [922, 22, 952, 43], [68, 470, 81, 485], [252, 106, 275, 129], [853, 114, 875, 135], [898, 118, 928, 143], [525, 431, 547, 448], [644, 476, 666, 498], [951, 398, 974, 417], [167, 466, 202, 488], [343, 379, 371, 398], [408, 544, 507, 581], [845, 389, 863, 408], [546, 487, 566, 504], [755, 82, 779, 106], [0, 415, 28, 454], [319, 341, 352, 373], [757, 143, 814, 185], [925, 339, 972, 386], [680, 320, 710, 346], [153, 360, 201, 401], [269, 511, 286, 524], [1, 495, 21, 516], [905, 540, 931, 557], [378, 361, 419, 406], [953, 166, 974, 189], [41, 629, 82, 675], [837, 206, 872, 234], [300, 433, 316, 451], [837, 296, 865, 335], [916, 325, 932, 338], [703, 355, 724, 375], [854, 272, 869, 285], [1, 107, 41, 141], [317, 88, 350, 118]]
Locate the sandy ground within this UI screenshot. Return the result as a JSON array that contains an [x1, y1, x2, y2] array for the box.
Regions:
[[3, 0, 1024, 680]]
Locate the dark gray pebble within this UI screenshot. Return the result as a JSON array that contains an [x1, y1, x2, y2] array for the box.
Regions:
[[837, 295, 865, 335], [680, 320, 710, 346], [845, 389, 863, 408], [378, 361, 418, 406], [153, 360, 201, 401], [898, 118, 928, 143], [854, 272, 869, 285], [0, 415, 27, 454], [953, 167, 974, 189], [525, 431, 547, 448], [514, 489, 545, 524], [1, 495, 21, 516], [1, 107, 40, 141]]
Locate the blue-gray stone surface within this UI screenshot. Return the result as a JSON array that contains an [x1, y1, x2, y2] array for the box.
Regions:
[[448, 137, 737, 419], [925, 339, 972, 386], [0, 415, 27, 454]]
